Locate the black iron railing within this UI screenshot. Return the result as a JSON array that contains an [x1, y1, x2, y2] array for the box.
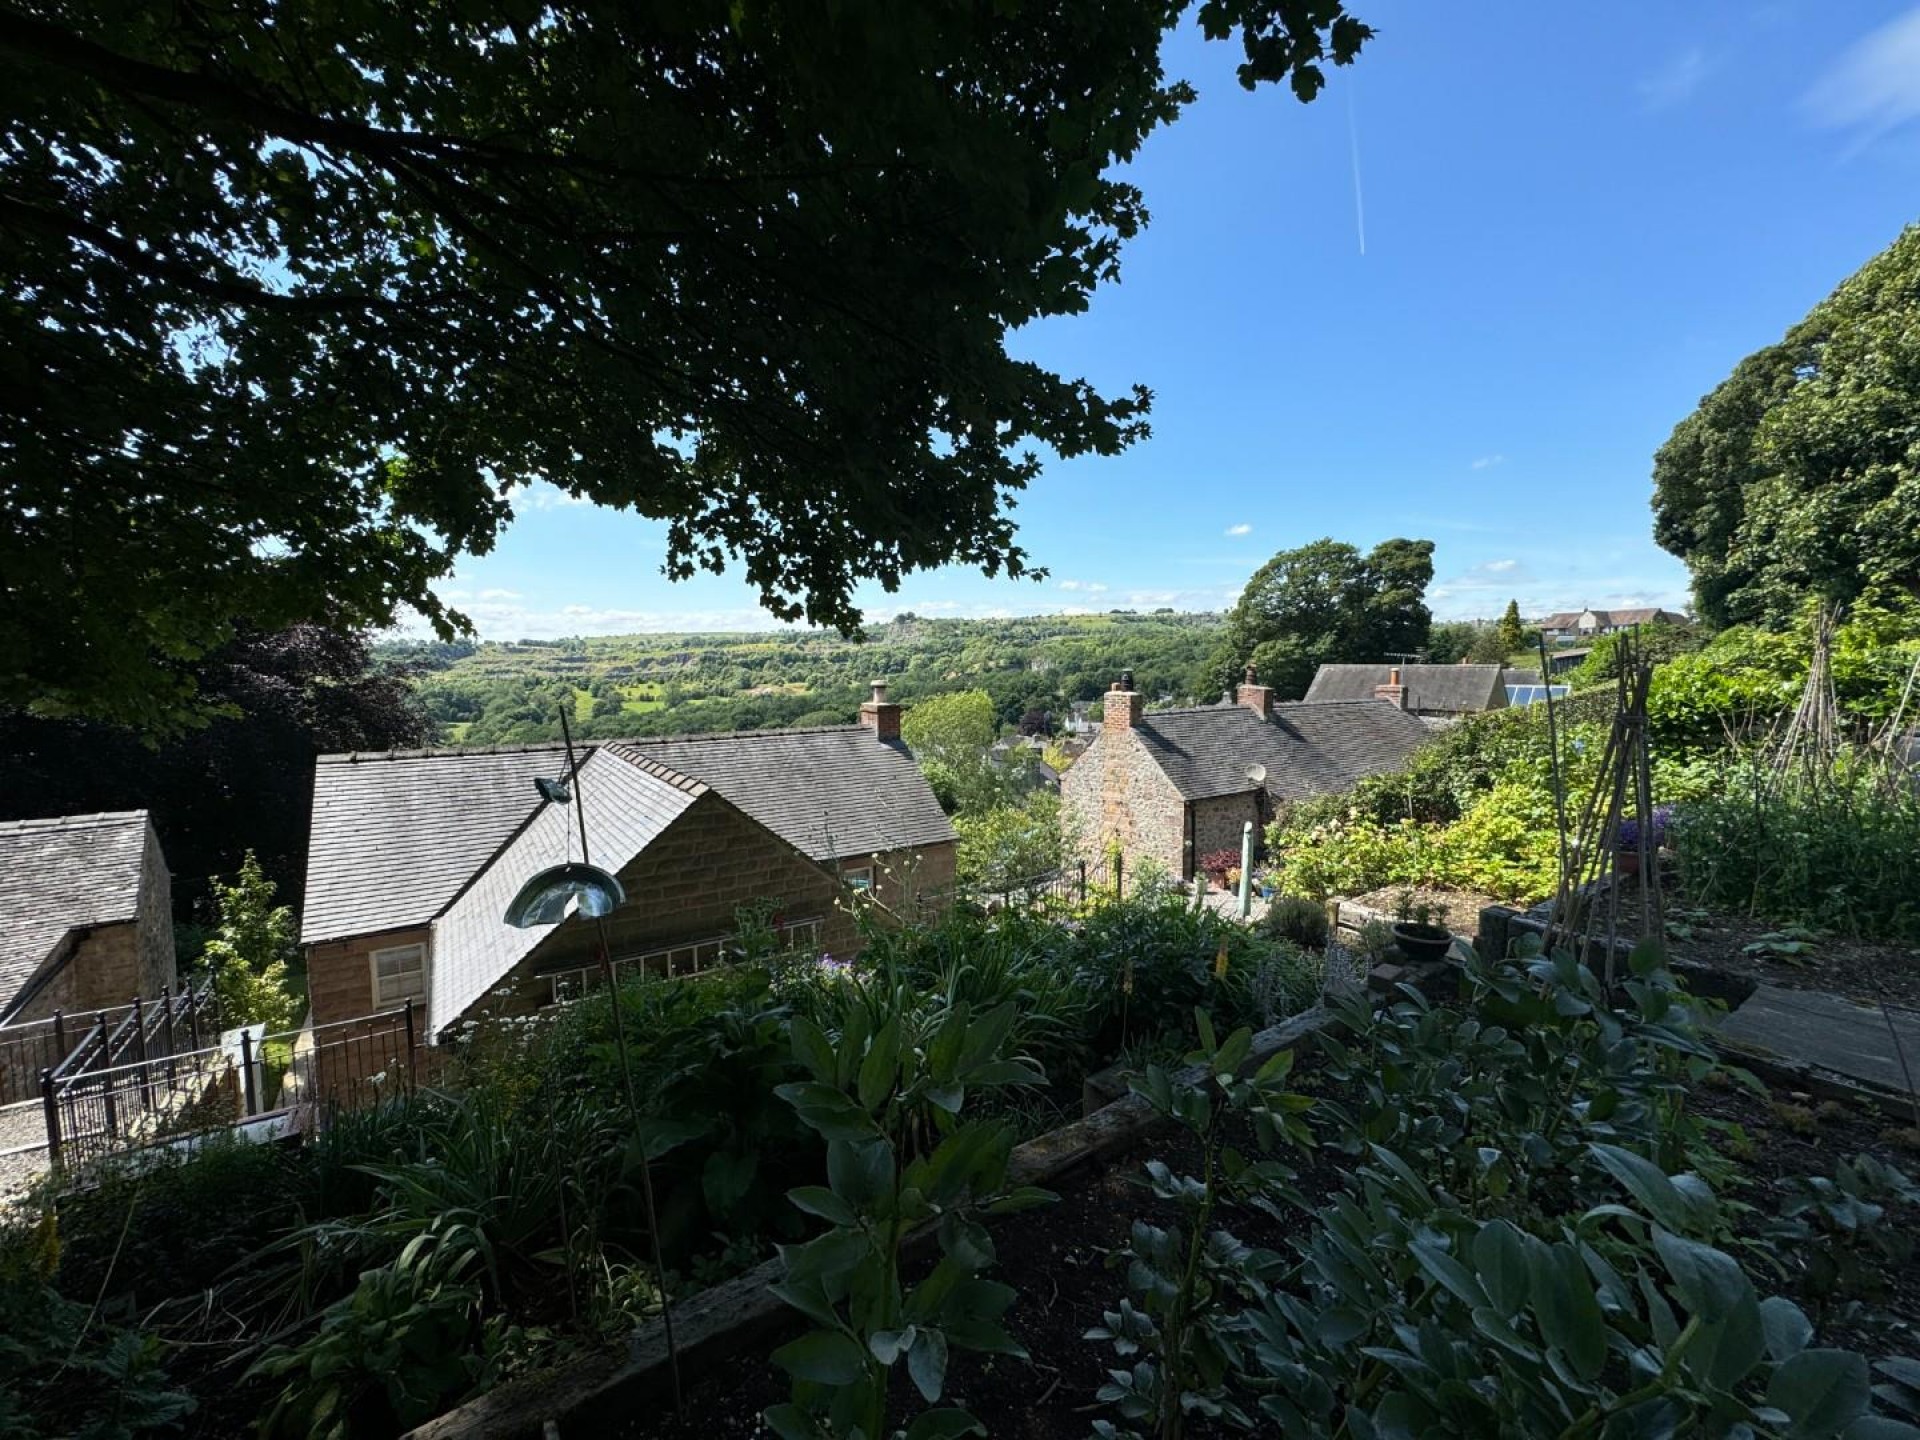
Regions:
[[42, 1000, 419, 1177]]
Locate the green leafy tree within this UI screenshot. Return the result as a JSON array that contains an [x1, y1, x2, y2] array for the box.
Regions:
[[1496, 599, 1527, 654], [0, 2, 1371, 732], [954, 792, 1069, 892], [1654, 224, 1920, 628], [1465, 624, 1512, 664], [1208, 537, 1436, 698], [200, 852, 303, 1032], [903, 689, 1008, 816]]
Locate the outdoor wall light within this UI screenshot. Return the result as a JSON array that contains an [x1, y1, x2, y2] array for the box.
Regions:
[[502, 862, 626, 928]]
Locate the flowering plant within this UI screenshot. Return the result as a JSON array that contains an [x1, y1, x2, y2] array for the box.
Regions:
[[1614, 805, 1673, 852]]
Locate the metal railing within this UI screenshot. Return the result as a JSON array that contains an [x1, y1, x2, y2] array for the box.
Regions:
[[544, 916, 826, 1003], [42, 1001, 420, 1177], [963, 854, 1125, 914], [3, 981, 218, 1112]]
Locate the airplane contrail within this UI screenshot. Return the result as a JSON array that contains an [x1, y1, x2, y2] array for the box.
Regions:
[[1347, 82, 1367, 256]]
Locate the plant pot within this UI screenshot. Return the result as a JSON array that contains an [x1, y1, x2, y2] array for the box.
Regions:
[[1391, 922, 1454, 964], [1614, 851, 1641, 877]]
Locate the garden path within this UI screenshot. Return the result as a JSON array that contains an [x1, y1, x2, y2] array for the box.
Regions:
[[1714, 984, 1920, 1101]]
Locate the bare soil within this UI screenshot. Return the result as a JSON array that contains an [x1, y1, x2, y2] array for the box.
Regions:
[[1610, 878, 1920, 1009]]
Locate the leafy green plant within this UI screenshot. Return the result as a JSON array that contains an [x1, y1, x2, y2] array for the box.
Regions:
[[198, 849, 304, 1031], [763, 980, 1054, 1440], [250, 1253, 493, 1439], [1744, 925, 1826, 965], [1770, 1155, 1920, 1314], [1142, 940, 1920, 1438], [1086, 1013, 1314, 1439], [1263, 894, 1330, 951]]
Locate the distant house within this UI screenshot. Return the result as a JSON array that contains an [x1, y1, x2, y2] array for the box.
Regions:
[[1061, 672, 1432, 881], [300, 686, 956, 1038], [1305, 664, 1510, 720], [0, 812, 176, 1025], [1536, 608, 1687, 645]]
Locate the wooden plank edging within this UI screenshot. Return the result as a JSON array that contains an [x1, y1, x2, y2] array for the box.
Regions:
[[402, 1006, 1336, 1440]]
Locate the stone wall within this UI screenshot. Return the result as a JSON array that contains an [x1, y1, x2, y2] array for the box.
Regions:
[[9, 821, 178, 1023], [1189, 793, 1262, 871], [1060, 729, 1188, 878]]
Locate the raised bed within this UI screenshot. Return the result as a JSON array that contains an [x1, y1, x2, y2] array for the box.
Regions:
[[403, 996, 1393, 1440]]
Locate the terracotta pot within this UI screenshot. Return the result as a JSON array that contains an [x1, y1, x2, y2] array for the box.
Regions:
[[1614, 851, 1641, 877]]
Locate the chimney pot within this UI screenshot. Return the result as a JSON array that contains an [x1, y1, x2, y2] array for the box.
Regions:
[[1234, 667, 1274, 721], [1104, 671, 1143, 731], [860, 679, 902, 740]]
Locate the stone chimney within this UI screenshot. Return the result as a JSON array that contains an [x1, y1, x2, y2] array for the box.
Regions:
[[1374, 666, 1409, 710], [1103, 670, 1143, 731], [860, 680, 902, 740], [1235, 664, 1274, 721]]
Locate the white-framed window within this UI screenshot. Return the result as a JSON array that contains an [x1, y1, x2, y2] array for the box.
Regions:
[[370, 943, 427, 1008], [844, 866, 874, 893]]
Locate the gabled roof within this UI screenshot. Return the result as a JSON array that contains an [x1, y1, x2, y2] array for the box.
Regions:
[[303, 744, 576, 945], [596, 727, 954, 863], [427, 748, 707, 1033], [1127, 701, 1432, 802], [1304, 664, 1510, 714], [303, 726, 955, 946], [0, 812, 155, 1018]]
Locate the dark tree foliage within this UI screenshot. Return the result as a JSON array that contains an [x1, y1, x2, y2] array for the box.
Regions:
[[0, 627, 430, 910], [1206, 536, 1435, 698], [1654, 224, 1920, 628], [0, 0, 1370, 732]]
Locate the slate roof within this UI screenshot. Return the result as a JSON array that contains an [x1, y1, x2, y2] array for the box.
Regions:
[[0, 812, 154, 1017], [303, 726, 955, 946], [610, 727, 955, 862], [1303, 664, 1510, 714], [427, 748, 706, 1034], [1129, 701, 1432, 802], [1503, 668, 1543, 688], [303, 744, 576, 945]]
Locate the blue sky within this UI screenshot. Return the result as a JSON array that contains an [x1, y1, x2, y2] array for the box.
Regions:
[[428, 1, 1920, 639]]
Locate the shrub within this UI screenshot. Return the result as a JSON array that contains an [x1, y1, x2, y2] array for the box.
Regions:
[[1196, 849, 1239, 886], [1672, 761, 1920, 943], [1263, 894, 1329, 951], [954, 790, 1068, 892]]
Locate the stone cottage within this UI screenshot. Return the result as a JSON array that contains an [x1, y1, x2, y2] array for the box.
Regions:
[[0, 811, 176, 1025], [300, 686, 956, 1038], [1061, 671, 1432, 880]]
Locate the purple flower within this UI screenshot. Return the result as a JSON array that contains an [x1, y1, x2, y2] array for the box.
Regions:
[[816, 952, 852, 978], [1615, 806, 1673, 850]]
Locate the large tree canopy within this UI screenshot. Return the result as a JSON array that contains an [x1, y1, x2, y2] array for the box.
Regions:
[[1204, 536, 1434, 699], [0, 0, 1370, 731], [1654, 225, 1920, 629]]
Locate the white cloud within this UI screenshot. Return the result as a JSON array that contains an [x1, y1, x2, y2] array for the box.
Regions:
[[478, 587, 521, 600], [1804, 6, 1920, 150], [1638, 47, 1714, 112], [513, 481, 592, 512], [1470, 454, 1505, 471], [1482, 559, 1519, 574], [1224, 523, 1252, 536], [1057, 579, 1110, 593]]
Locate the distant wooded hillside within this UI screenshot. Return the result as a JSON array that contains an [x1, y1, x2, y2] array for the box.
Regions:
[[378, 611, 1226, 746]]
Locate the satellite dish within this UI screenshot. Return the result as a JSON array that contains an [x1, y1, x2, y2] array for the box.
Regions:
[[534, 776, 572, 804], [1245, 763, 1267, 788]]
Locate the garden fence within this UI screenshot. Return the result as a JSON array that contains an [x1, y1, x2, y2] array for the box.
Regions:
[[42, 1001, 424, 1177], [0, 980, 218, 1113], [964, 854, 1126, 914]]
